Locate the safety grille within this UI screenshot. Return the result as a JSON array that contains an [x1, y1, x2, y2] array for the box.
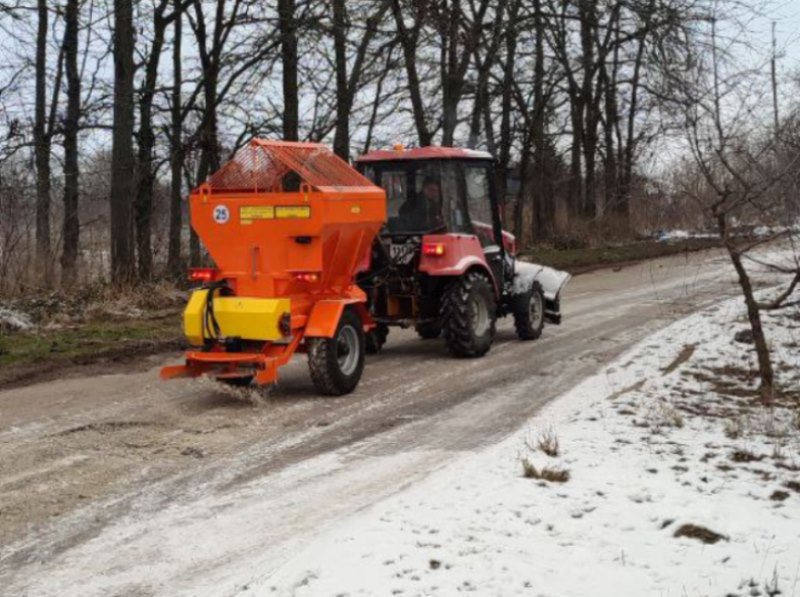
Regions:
[[207, 139, 374, 193]]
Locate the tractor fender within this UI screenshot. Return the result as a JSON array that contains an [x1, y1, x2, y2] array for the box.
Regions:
[[305, 299, 373, 338], [419, 234, 499, 293]]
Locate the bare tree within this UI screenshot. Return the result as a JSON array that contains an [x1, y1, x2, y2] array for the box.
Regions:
[[331, 0, 392, 160], [391, 0, 433, 146], [679, 16, 800, 402], [33, 0, 62, 283], [279, 0, 298, 141], [167, 0, 184, 277], [110, 0, 136, 285], [60, 0, 81, 283], [135, 0, 189, 280]]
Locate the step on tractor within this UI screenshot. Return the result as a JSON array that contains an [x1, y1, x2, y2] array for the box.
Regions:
[[160, 140, 386, 395], [355, 146, 571, 357]]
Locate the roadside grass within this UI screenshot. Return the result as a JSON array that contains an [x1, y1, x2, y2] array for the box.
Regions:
[[521, 237, 720, 273], [0, 282, 186, 386], [0, 317, 182, 369], [520, 457, 570, 483], [521, 427, 568, 482], [534, 427, 560, 457]]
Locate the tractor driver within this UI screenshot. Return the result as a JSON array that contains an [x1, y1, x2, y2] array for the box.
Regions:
[[399, 176, 444, 230]]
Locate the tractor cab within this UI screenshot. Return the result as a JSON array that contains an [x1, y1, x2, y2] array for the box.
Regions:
[[356, 146, 511, 288], [357, 147, 508, 236]]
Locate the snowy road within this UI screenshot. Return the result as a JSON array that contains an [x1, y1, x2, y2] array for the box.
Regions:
[[0, 249, 743, 596]]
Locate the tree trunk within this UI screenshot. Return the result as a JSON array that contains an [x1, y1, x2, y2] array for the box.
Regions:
[[440, 1, 460, 148], [135, 2, 171, 281], [167, 0, 184, 277], [392, 0, 432, 146], [496, 3, 516, 184], [332, 0, 349, 159], [279, 0, 299, 141], [60, 0, 80, 284], [530, 0, 552, 242], [110, 0, 136, 285], [726, 239, 775, 402], [34, 0, 51, 284], [617, 22, 648, 219], [568, 98, 584, 219]]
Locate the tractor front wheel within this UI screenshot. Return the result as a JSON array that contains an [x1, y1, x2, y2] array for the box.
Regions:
[[513, 281, 545, 341], [440, 271, 497, 358], [307, 308, 366, 396]]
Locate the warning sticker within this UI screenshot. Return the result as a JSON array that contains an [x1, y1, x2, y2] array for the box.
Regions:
[[275, 206, 311, 219], [240, 206, 275, 221]]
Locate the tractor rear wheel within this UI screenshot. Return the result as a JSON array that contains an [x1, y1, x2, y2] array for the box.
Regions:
[[440, 271, 497, 358], [513, 281, 545, 341], [415, 320, 441, 340], [307, 307, 366, 396], [365, 324, 388, 354]]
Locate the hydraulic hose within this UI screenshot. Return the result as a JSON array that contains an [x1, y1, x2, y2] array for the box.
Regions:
[[202, 281, 228, 346]]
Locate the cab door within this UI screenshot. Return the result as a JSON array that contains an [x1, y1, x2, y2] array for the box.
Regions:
[[462, 161, 505, 286]]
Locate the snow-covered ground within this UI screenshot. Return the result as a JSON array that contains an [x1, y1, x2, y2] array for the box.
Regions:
[[257, 291, 800, 597]]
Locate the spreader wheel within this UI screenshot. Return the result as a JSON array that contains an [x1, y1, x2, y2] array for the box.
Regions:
[[440, 271, 497, 358], [307, 307, 366, 396], [512, 281, 545, 341], [365, 323, 389, 354]]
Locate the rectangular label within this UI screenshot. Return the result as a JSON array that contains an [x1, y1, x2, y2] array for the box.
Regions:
[[275, 206, 311, 219], [240, 206, 274, 220]]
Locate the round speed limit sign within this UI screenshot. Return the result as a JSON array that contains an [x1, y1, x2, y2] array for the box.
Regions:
[[213, 204, 230, 224]]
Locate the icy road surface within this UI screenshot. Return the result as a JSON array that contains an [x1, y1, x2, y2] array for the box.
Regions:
[[0, 250, 749, 596]]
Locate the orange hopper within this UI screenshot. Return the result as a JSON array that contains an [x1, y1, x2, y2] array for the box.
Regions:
[[160, 140, 386, 395]]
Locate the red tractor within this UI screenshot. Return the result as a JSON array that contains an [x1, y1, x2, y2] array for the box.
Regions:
[[355, 146, 570, 356]]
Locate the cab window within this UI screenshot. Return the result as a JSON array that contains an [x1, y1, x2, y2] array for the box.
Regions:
[[464, 164, 496, 246], [464, 165, 492, 227], [380, 170, 407, 218]]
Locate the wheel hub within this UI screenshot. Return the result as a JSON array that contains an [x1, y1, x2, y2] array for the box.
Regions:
[[530, 291, 543, 327], [336, 325, 359, 376], [470, 296, 490, 336]]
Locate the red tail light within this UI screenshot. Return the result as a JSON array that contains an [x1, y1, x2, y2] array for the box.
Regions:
[[422, 242, 446, 257], [188, 268, 218, 282], [293, 272, 320, 283]]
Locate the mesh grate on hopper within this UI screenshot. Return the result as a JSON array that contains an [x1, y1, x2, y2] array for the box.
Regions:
[[207, 140, 375, 193]]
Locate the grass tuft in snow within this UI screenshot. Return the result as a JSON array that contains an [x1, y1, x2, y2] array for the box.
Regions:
[[520, 457, 570, 483], [723, 417, 744, 439], [644, 399, 684, 430], [532, 427, 560, 457], [673, 523, 728, 544]]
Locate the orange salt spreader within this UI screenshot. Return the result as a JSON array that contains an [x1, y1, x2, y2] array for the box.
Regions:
[[160, 139, 386, 395]]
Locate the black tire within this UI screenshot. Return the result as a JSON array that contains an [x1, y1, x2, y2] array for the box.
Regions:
[[307, 307, 366, 396], [218, 375, 253, 388], [440, 271, 497, 358], [365, 324, 389, 354], [513, 281, 545, 341], [415, 320, 441, 340]]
